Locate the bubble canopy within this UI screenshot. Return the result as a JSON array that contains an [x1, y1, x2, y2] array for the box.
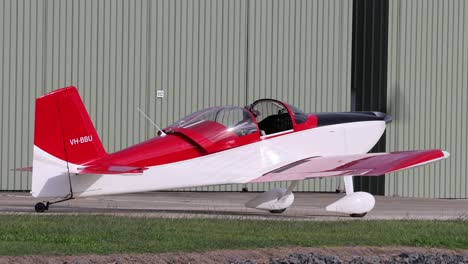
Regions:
[[164, 106, 260, 152], [162, 101, 312, 153], [168, 106, 258, 135]]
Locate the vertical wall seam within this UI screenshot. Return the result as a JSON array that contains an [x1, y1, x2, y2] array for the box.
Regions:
[[145, 0, 151, 140], [244, 0, 250, 104]]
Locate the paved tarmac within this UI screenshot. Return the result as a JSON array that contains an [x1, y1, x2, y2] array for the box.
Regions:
[[0, 191, 467, 220]]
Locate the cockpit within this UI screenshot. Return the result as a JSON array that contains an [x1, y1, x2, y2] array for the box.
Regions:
[[248, 99, 309, 136], [163, 99, 313, 153], [167, 106, 258, 137], [164, 106, 260, 153]]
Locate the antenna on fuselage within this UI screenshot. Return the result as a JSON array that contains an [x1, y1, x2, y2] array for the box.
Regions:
[[137, 107, 167, 136]]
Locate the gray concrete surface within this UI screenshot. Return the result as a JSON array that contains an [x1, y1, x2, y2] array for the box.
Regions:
[[0, 192, 467, 220]]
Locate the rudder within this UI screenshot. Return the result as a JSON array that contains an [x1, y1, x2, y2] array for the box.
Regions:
[[32, 86, 106, 197]]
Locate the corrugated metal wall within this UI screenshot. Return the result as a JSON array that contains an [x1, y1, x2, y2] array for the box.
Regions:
[[0, 0, 352, 192], [385, 0, 468, 198], [1, 0, 155, 190], [243, 0, 352, 192], [160, 0, 353, 192]]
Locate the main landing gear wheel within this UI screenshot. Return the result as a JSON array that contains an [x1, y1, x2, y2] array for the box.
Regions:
[[269, 208, 287, 214], [350, 212, 367, 218], [34, 202, 48, 213]]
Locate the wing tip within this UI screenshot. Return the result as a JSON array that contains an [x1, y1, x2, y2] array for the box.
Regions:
[[442, 150, 450, 158]]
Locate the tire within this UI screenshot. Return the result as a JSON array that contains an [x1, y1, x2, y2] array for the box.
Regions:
[[34, 202, 47, 213], [269, 208, 287, 214], [350, 212, 367, 218]]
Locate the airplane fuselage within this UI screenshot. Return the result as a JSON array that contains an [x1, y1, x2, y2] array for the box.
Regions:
[[32, 120, 386, 198]]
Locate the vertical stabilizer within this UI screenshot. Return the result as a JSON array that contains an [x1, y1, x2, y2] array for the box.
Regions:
[[32, 86, 106, 197]]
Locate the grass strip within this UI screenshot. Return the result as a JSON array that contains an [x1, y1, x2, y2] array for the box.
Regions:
[[0, 215, 466, 255]]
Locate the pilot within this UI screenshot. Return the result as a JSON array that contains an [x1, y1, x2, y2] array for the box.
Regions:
[[232, 108, 257, 136]]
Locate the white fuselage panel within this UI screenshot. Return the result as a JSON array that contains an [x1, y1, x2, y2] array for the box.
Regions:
[[32, 121, 386, 198]]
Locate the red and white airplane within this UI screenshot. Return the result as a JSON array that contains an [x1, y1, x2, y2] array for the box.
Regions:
[[28, 86, 449, 216]]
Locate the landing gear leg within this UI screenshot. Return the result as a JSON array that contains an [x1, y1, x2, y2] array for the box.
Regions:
[[34, 195, 74, 213]]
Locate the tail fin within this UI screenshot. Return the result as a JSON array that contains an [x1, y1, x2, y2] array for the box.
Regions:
[[32, 86, 106, 197], [34, 86, 106, 164]]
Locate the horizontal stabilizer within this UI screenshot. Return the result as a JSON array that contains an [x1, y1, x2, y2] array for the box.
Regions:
[[14, 164, 146, 175], [77, 164, 148, 174], [250, 149, 449, 183]]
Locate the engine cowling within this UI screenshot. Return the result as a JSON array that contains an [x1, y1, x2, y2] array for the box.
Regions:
[[245, 188, 294, 211], [325, 191, 375, 214]]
